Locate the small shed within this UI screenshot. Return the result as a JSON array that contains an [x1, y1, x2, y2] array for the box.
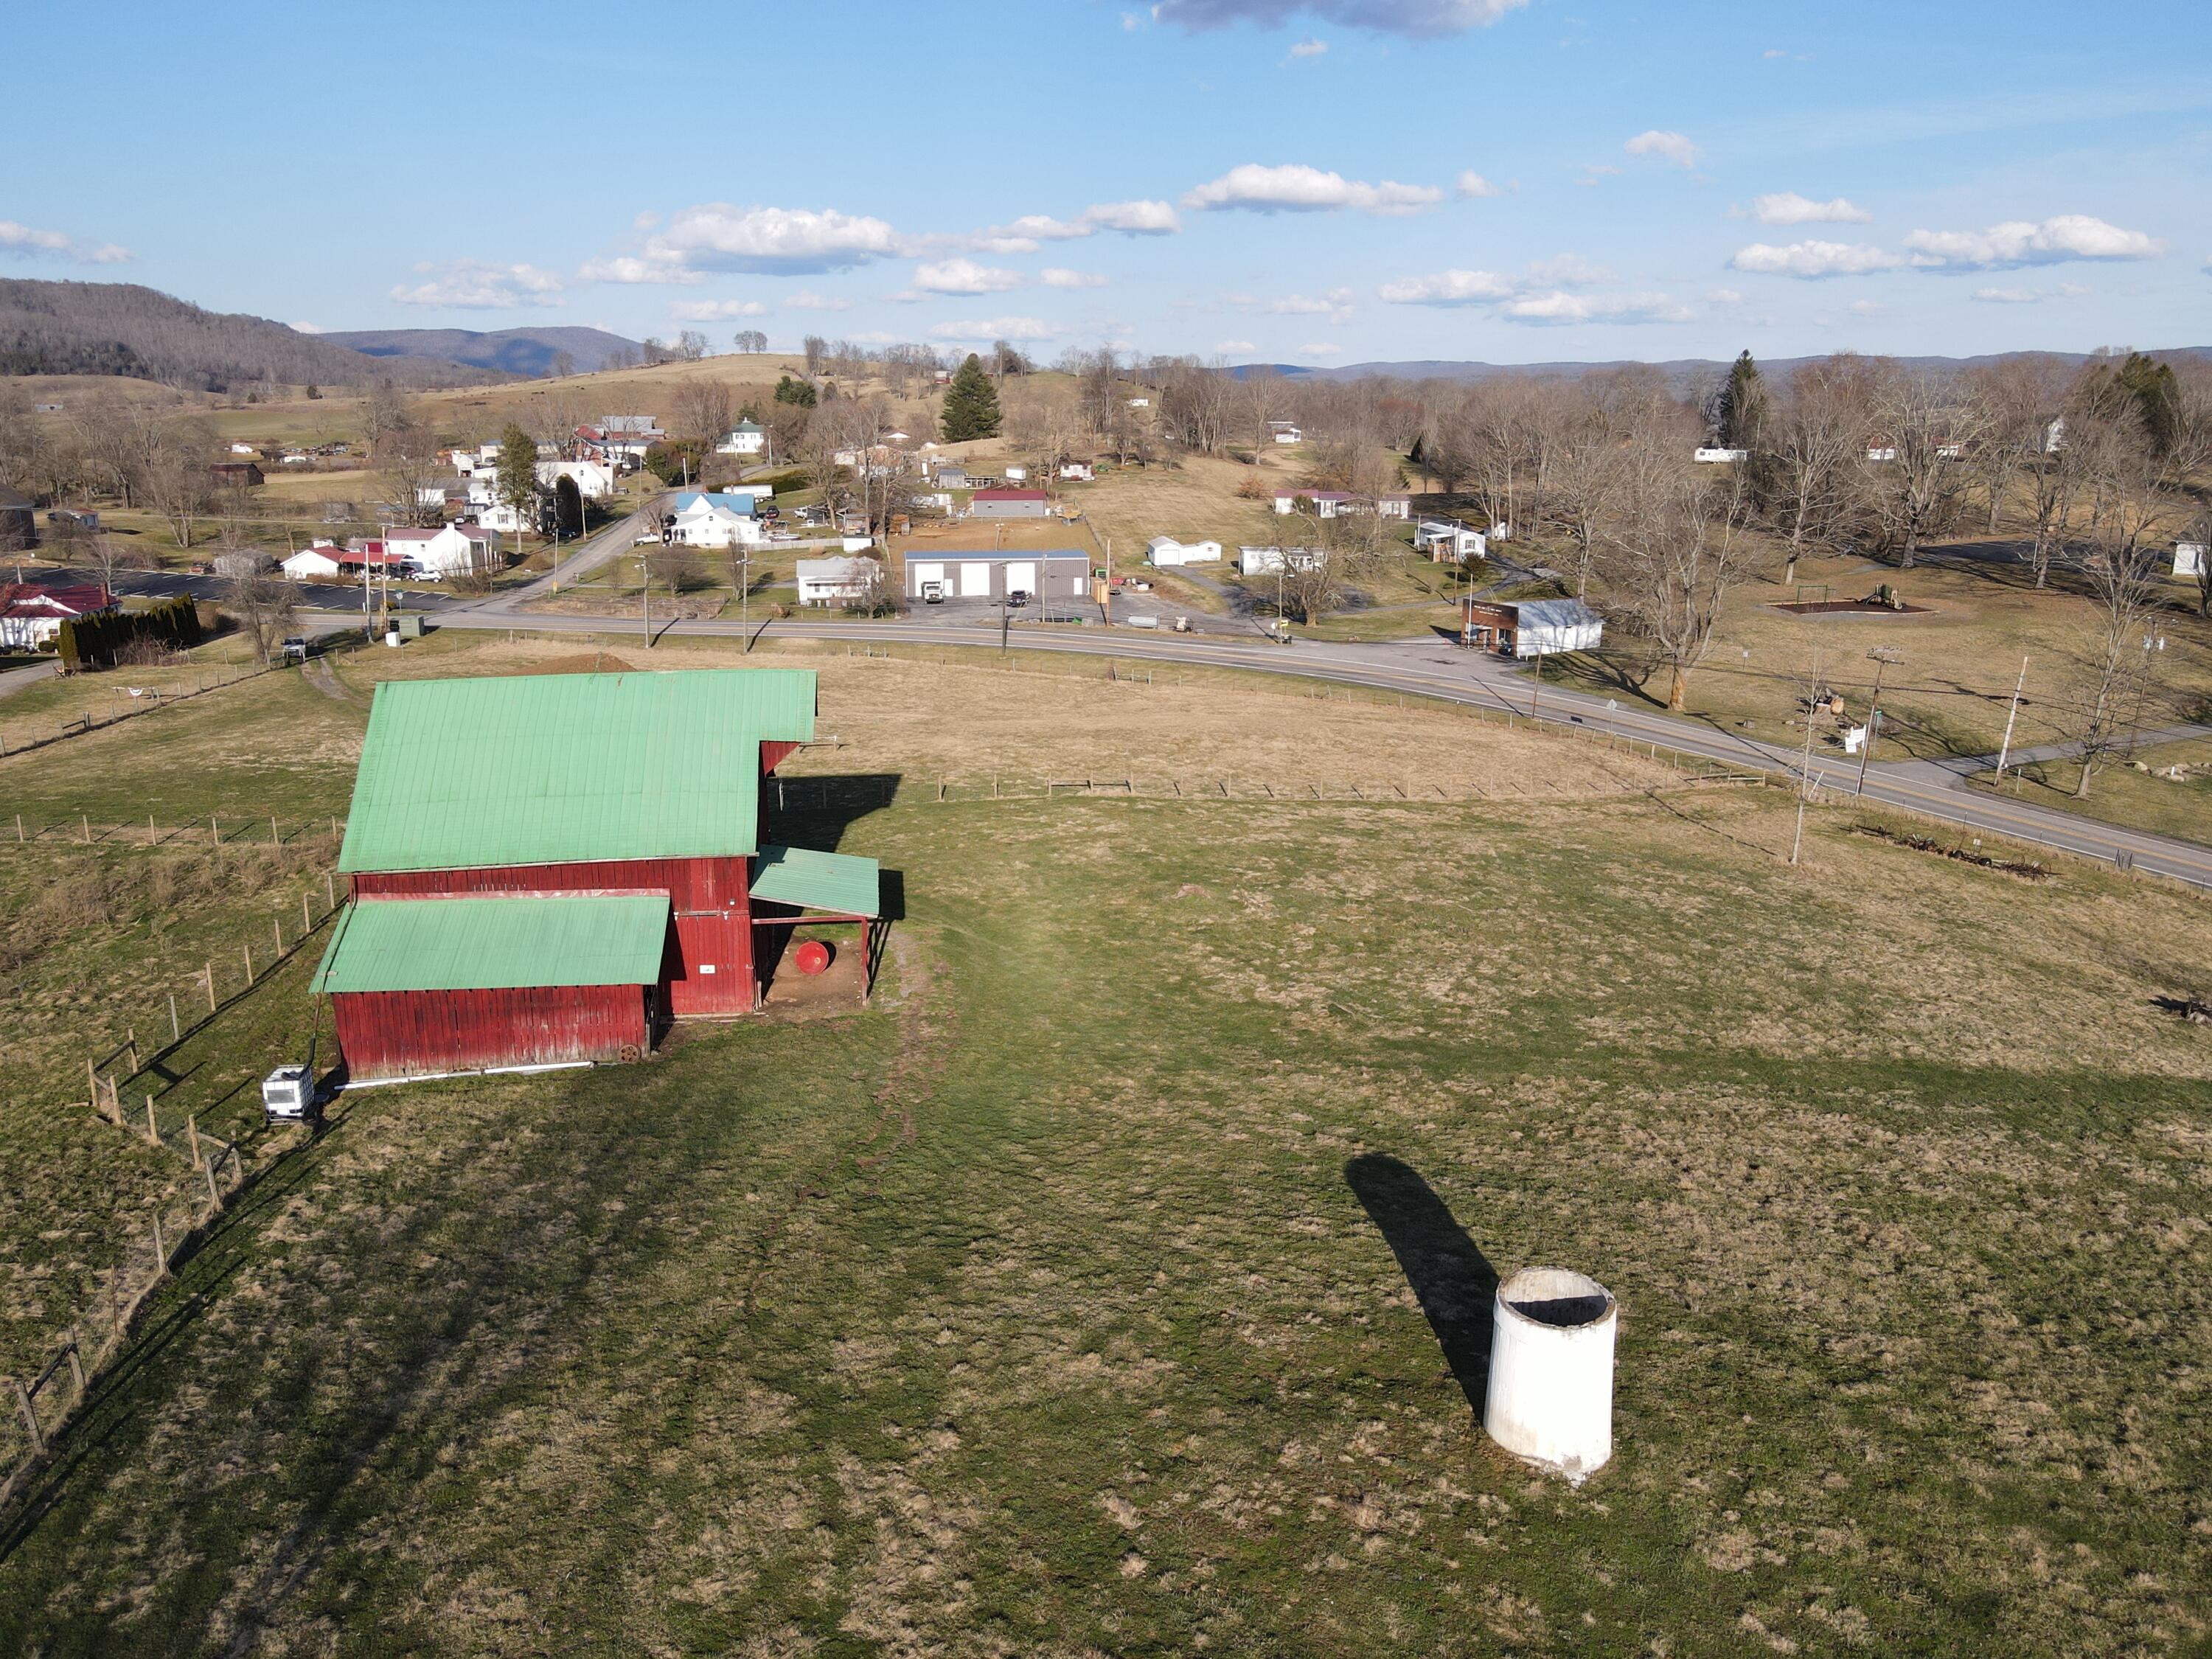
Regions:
[[282, 547, 345, 580], [968, 489, 1049, 520], [210, 462, 265, 488], [2176, 543, 2206, 580]]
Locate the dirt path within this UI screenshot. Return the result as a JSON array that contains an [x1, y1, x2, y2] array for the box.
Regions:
[[302, 658, 349, 701]]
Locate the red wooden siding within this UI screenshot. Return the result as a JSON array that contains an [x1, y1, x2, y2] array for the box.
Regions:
[[331, 983, 646, 1082], [350, 855, 756, 1016]]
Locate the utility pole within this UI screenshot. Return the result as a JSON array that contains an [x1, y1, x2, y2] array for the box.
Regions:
[[641, 563, 651, 649], [1855, 646, 1903, 796], [1530, 649, 1543, 717], [1992, 654, 2028, 782], [1791, 648, 1828, 867]]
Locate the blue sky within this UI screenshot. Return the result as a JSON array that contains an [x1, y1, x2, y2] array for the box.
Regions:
[[7, 0, 2209, 365]]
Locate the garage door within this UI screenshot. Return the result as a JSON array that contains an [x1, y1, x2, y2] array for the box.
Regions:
[[959, 561, 992, 597], [1004, 562, 1037, 597], [911, 562, 943, 594]]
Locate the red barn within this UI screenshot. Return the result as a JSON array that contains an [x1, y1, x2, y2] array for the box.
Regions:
[[311, 667, 880, 1082]]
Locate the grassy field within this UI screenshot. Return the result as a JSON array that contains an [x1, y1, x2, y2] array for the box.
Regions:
[[1, 631, 2210, 1653], [1972, 734, 2212, 845], [1541, 545, 2212, 769]]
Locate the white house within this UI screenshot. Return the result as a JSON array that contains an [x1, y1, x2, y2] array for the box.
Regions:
[[1272, 490, 1412, 520], [537, 459, 614, 499], [1058, 461, 1095, 481], [665, 491, 763, 549], [384, 523, 498, 577], [229, 442, 257, 456], [795, 555, 883, 608], [1004, 465, 1029, 484], [1268, 420, 1304, 445], [1127, 396, 1150, 409], [1414, 520, 1486, 562], [1693, 447, 1748, 464], [1146, 535, 1222, 567], [1237, 546, 1323, 576], [282, 547, 345, 580], [715, 420, 766, 457], [2176, 543, 2207, 580], [0, 582, 114, 650]]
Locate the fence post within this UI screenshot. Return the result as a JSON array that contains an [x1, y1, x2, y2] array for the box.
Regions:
[[326, 873, 335, 910], [9, 1377, 40, 1455], [170, 993, 180, 1043], [204, 963, 216, 1013], [303, 892, 312, 933], [273, 917, 282, 955], [271, 815, 279, 845], [64, 1329, 85, 1395], [80, 813, 90, 844], [144, 1095, 159, 1147], [202, 1158, 220, 1208], [150, 1209, 165, 1270], [243, 943, 253, 983], [211, 815, 219, 847]]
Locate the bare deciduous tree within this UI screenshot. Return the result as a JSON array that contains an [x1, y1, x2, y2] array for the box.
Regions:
[[1767, 355, 1876, 583], [224, 571, 297, 666], [1863, 369, 1984, 568], [1599, 437, 1761, 709]]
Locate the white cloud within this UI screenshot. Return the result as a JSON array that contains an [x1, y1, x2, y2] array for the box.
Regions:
[[1040, 268, 1109, 288], [1902, 215, 2166, 269], [1288, 35, 1329, 55], [1152, 0, 1530, 38], [1182, 162, 1443, 215], [638, 204, 903, 276], [671, 297, 771, 320], [1575, 164, 1622, 187], [1624, 129, 1700, 167], [1216, 338, 1257, 352], [1377, 268, 1514, 305], [0, 219, 131, 264], [290, 321, 326, 334], [1705, 288, 1745, 305], [1301, 342, 1346, 355], [1265, 287, 1357, 321], [1498, 291, 1694, 325], [1972, 286, 2041, 304], [1747, 192, 1871, 226], [1080, 199, 1183, 234], [785, 290, 852, 311], [1848, 299, 1885, 316], [1762, 47, 1812, 60], [390, 260, 566, 309], [2057, 281, 2092, 296], [578, 254, 703, 285], [1730, 240, 1906, 278], [1455, 170, 1502, 199], [914, 257, 1025, 295], [632, 209, 661, 230], [927, 316, 1060, 342]]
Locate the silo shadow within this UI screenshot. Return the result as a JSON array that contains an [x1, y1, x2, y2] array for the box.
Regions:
[[1344, 1154, 1498, 1412]]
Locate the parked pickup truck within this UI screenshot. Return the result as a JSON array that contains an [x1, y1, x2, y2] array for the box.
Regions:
[[920, 581, 945, 604]]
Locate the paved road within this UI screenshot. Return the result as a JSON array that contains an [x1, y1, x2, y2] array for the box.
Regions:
[[366, 607, 2212, 889], [473, 499, 656, 612]]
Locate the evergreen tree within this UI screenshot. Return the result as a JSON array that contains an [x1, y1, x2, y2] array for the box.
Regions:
[[494, 422, 539, 533], [939, 354, 1003, 442], [773, 374, 817, 408], [2112, 352, 2182, 456], [1709, 349, 1770, 449]]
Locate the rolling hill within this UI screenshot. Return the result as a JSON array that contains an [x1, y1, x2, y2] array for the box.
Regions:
[[0, 279, 500, 392], [319, 326, 642, 377]]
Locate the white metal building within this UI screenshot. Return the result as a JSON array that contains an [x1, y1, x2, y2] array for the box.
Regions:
[[1147, 536, 1222, 567]]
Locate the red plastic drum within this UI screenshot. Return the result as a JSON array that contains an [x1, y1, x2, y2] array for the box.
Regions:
[[794, 939, 834, 976]]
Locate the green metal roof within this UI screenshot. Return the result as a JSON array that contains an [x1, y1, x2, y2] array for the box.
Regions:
[[338, 669, 816, 873], [312, 894, 670, 993], [751, 845, 880, 918]]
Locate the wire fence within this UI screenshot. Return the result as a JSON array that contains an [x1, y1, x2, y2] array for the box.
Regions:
[[3, 812, 348, 851], [0, 655, 282, 760], [0, 866, 346, 1503]]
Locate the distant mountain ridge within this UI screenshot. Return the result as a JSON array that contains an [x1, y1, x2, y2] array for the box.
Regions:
[[319, 326, 641, 377], [1243, 348, 2212, 397], [0, 280, 499, 392]]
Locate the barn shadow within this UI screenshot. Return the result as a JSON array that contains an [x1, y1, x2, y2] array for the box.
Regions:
[[759, 771, 903, 853], [1344, 1154, 1498, 1413]]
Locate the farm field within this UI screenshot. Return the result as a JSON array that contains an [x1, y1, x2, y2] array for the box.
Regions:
[[1, 631, 2209, 1654]]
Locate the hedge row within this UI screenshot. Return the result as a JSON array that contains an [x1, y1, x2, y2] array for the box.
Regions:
[[58, 597, 206, 669]]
